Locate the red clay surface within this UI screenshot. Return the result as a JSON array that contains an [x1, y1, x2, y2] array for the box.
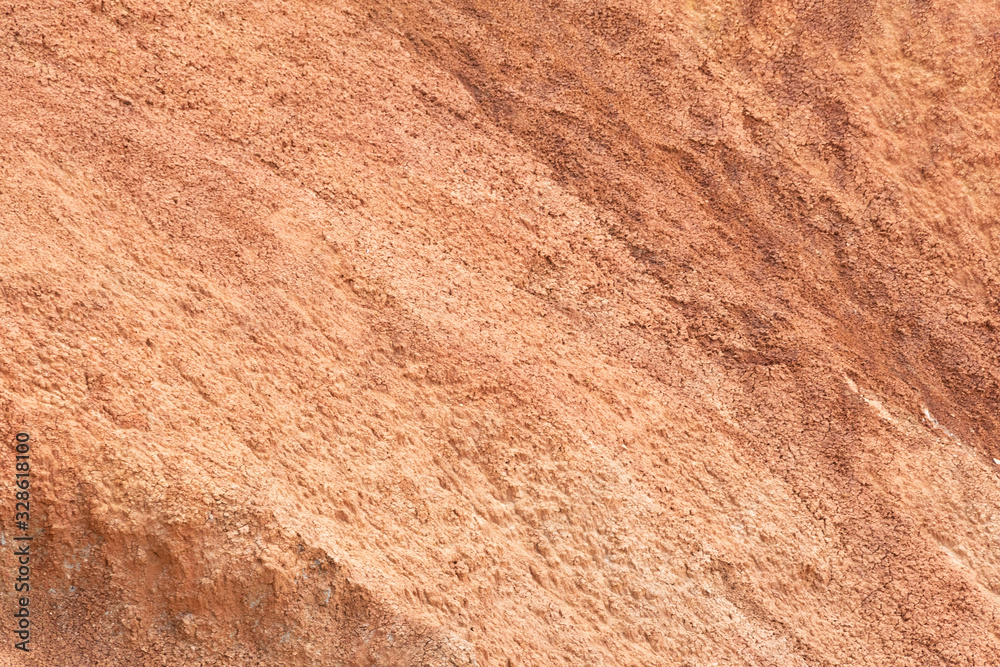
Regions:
[[1, 0, 1000, 664]]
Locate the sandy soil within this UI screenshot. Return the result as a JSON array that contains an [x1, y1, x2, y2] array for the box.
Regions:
[[1, 0, 999, 664]]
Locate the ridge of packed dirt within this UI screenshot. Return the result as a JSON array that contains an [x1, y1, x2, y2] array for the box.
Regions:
[[1, 1, 999, 665]]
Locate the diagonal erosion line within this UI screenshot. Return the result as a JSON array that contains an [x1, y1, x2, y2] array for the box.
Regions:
[[921, 406, 962, 445]]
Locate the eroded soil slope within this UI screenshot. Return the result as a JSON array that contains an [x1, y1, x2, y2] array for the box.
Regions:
[[1, 0, 1000, 665]]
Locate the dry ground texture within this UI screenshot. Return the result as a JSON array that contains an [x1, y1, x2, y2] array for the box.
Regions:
[[2, 0, 1000, 665]]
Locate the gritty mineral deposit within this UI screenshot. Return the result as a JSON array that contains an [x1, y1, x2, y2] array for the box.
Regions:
[[1, 0, 1000, 665]]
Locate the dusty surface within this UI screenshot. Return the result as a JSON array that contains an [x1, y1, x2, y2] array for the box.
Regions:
[[1, 0, 1000, 664]]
